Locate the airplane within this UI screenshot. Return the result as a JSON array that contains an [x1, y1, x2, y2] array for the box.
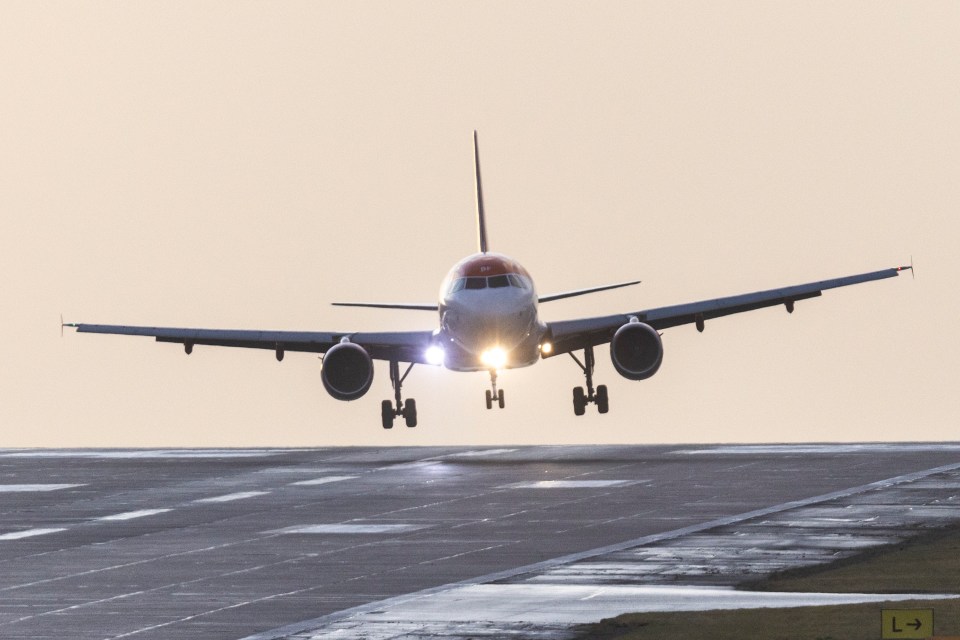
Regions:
[[65, 132, 913, 429]]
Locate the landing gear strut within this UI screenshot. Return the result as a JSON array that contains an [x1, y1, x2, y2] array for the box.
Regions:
[[569, 345, 608, 415], [382, 360, 417, 429], [485, 369, 505, 409]]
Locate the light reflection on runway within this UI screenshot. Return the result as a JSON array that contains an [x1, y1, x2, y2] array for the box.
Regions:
[[0, 444, 957, 639]]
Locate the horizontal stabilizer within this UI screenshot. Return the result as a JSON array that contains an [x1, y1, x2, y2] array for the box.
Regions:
[[538, 280, 641, 303], [331, 302, 439, 311]]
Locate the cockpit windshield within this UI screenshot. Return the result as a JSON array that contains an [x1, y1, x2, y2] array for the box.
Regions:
[[447, 274, 529, 294]]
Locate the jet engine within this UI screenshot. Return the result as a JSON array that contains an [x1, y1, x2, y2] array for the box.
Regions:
[[321, 342, 374, 401], [610, 320, 663, 381]]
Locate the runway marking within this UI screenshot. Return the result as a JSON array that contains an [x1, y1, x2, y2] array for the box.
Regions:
[[97, 508, 171, 521], [679, 444, 960, 455], [0, 484, 84, 492], [107, 595, 289, 639], [192, 491, 270, 503], [257, 467, 340, 474], [0, 449, 287, 459], [442, 449, 518, 458], [288, 475, 358, 486], [240, 458, 960, 640], [0, 528, 489, 635], [0, 528, 67, 540], [503, 480, 635, 489], [380, 460, 443, 470], [0, 513, 441, 596], [271, 523, 429, 534], [3, 448, 954, 638]]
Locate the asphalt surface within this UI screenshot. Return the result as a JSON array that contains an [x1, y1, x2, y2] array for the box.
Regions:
[[0, 444, 958, 639]]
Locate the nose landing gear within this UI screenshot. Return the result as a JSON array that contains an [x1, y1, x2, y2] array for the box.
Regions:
[[485, 369, 505, 409], [382, 360, 417, 429], [569, 345, 609, 415]]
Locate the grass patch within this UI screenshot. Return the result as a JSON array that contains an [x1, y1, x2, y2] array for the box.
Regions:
[[747, 522, 960, 594], [577, 600, 960, 640], [573, 523, 960, 640]]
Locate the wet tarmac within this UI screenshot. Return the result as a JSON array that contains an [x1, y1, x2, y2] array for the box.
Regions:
[[0, 444, 957, 639]]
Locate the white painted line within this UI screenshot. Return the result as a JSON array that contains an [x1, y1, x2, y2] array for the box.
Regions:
[[504, 480, 634, 489], [272, 523, 428, 535], [288, 476, 357, 486], [380, 461, 443, 470], [443, 449, 518, 458], [0, 449, 284, 459], [0, 528, 67, 541], [98, 508, 171, 521], [0, 484, 84, 492], [679, 444, 960, 455], [256, 467, 340, 474], [192, 491, 269, 504]]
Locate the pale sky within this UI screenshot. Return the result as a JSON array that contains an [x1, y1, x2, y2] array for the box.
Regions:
[[1, 1, 957, 447]]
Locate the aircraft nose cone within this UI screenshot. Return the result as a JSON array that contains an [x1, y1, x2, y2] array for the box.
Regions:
[[442, 295, 535, 354]]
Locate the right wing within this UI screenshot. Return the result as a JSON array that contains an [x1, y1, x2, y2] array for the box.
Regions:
[[544, 266, 911, 356], [65, 324, 435, 364]]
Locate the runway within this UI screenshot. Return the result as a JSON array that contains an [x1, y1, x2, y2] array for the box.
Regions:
[[0, 444, 958, 639]]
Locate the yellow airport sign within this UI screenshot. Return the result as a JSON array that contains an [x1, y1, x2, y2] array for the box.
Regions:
[[882, 609, 934, 639]]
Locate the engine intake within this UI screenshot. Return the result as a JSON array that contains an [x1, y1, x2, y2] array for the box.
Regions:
[[321, 342, 374, 401], [610, 321, 663, 381]]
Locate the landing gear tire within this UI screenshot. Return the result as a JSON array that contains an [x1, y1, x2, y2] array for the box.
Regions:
[[596, 384, 609, 414], [485, 379, 505, 410], [573, 386, 587, 416], [381, 399, 395, 429], [570, 346, 611, 416], [384, 360, 418, 428], [403, 398, 418, 428], [485, 369, 505, 410]]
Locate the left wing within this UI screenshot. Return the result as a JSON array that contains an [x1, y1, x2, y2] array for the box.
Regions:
[[64, 324, 435, 364], [544, 266, 912, 356]]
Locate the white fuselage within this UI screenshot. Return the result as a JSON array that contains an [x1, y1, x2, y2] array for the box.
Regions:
[[435, 253, 547, 372]]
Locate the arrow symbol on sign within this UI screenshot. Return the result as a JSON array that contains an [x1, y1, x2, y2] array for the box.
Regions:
[[907, 618, 922, 631]]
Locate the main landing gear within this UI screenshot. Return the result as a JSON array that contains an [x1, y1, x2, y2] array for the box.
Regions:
[[569, 345, 608, 416], [485, 369, 505, 410], [382, 360, 417, 429]]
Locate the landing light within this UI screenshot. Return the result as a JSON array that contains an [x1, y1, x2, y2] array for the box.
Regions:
[[480, 347, 507, 370], [541, 342, 553, 355], [425, 345, 445, 366]]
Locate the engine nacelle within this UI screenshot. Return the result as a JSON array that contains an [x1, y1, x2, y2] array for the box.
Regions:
[[610, 321, 663, 381], [321, 342, 374, 401]]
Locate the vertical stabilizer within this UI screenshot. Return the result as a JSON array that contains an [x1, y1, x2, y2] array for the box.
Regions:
[[473, 130, 489, 253]]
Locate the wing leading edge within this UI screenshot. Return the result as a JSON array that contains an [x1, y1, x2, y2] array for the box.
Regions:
[[67, 266, 910, 366], [65, 324, 434, 364], [544, 266, 912, 356]]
